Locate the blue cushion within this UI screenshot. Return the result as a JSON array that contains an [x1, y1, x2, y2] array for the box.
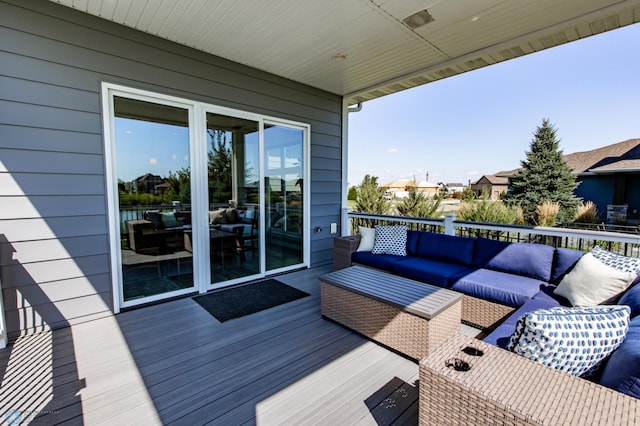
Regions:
[[619, 281, 640, 318], [451, 268, 546, 307], [532, 286, 570, 306], [482, 242, 555, 282], [161, 212, 178, 228], [406, 230, 421, 256], [414, 232, 475, 266], [551, 248, 584, 283], [472, 238, 511, 267], [351, 251, 408, 270], [390, 257, 474, 288], [599, 315, 640, 398], [145, 211, 164, 229], [484, 297, 561, 348]]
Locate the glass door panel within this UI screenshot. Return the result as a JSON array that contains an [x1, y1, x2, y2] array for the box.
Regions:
[[206, 113, 261, 285], [114, 96, 194, 302], [264, 124, 304, 271]]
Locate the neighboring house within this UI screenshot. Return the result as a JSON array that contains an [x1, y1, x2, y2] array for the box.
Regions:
[[1, 0, 638, 342], [564, 139, 640, 224], [471, 174, 509, 200], [380, 179, 439, 198], [445, 183, 466, 196], [134, 173, 163, 194], [488, 139, 640, 223]]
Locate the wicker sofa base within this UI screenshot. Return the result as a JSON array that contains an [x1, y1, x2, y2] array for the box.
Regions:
[[320, 281, 461, 360], [461, 294, 515, 330], [419, 333, 638, 425]]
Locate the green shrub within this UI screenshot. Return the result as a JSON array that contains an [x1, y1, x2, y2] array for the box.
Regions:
[[396, 183, 441, 218], [458, 190, 522, 224]]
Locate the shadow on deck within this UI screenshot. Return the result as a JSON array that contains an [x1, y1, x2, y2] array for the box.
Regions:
[[0, 266, 420, 425]]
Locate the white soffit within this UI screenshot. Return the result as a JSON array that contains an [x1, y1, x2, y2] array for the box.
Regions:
[[50, 0, 640, 104]]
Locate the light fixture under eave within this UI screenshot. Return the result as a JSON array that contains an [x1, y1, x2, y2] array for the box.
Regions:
[[403, 10, 435, 30], [332, 53, 347, 61]]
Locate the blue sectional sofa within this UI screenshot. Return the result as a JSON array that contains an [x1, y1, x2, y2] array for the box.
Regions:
[[338, 228, 640, 400], [351, 230, 584, 328]]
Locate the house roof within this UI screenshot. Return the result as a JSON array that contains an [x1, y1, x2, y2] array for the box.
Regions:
[[564, 138, 640, 174], [380, 178, 411, 189], [51, 0, 640, 105], [380, 179, 439, 189], [487, 138, 640, 178], [473, 175, 509, 185]]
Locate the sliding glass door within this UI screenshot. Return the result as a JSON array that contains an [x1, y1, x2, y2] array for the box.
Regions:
[[264, 124, 306, 271], [113, 96, 195, 303], [104, 84, 309, 309], [205, 112, 261, 285]]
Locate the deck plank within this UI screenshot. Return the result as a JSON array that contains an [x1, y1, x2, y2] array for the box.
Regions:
[[0, 266, 479, 425]]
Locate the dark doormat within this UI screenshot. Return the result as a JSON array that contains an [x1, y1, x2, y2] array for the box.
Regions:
[[193, 279, 310, 322]]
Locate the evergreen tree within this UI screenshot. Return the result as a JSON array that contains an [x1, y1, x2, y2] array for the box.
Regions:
[[347, 186, 358, 201], [354, 175, 389, 214], [353, 175, 389, 231], [396, 182, 441, 218], [208, 130, 232, 204], [507, 119, 581, 224]]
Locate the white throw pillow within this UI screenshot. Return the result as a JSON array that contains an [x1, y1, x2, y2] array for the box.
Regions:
[[554, 253, 636, 307], [356, 226, 376, 252], [209, 208, 227, 224], [371, 225, 407, 256]]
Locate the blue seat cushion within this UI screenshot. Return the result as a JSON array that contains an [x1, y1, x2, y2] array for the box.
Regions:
[[532, 285, 571, 306], [451, 268, 546, 308], [619, 280, 640, 318], [551, 247, 584, 283], [414, 232, 476, 266], [599, 315, 640, 398], [480, 241, 555, 282], [390, 257, 474, 288], [351, 251, 408, 270], [472, 238, 511, 267], [406, 230, 421, 256], [483, 297, 561, 349]]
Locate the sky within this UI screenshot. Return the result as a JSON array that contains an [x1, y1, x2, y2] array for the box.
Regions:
[[347, 22, 640, 187]]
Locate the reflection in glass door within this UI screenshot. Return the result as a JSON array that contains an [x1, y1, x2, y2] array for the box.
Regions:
[[114, 96, 194, 302], [206, 113, 261, 285], [264, 124, 305, 271]]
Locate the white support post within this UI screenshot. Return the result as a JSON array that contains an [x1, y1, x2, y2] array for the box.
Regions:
[[342, 207, 352, 236], [444, 214, 456, 236]]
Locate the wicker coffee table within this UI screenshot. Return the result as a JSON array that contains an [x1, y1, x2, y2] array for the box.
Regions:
[[320, 266, 462, 360]]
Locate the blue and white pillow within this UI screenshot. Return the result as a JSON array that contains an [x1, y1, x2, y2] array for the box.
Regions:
[[506, 305, 630, 377], [372, 225, 407, 256], [591, 245, 640, 274]]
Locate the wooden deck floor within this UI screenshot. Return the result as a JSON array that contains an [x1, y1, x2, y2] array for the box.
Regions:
[[0, 266, 478, 425]]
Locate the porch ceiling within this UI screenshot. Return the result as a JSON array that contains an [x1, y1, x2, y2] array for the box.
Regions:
[[51, 0, 640, 104]]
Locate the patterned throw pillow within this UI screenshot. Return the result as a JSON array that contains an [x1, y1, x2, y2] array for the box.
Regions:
[[591, 245, 640, 274], [506, 305, 630, 377], [372, 225, 407, 256]]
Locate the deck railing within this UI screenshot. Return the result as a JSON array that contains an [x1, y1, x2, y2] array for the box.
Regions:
[[344, 210, 640, 257]]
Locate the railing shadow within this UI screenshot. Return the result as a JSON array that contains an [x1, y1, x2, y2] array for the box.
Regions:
[[0, 234, 85, 424]]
